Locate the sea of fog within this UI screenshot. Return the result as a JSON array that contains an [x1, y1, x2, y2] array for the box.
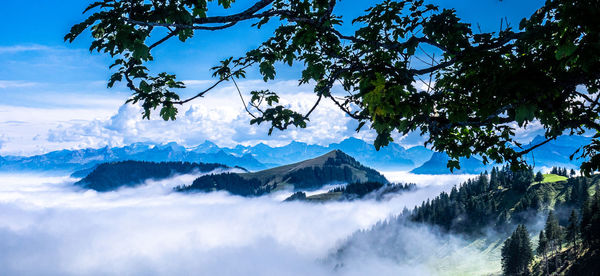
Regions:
[[0, 171, 499, 275]]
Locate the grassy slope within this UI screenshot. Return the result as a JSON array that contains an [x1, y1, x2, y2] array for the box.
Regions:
[[238, 150, 385, 188], [541, 173, 569, 184], [306, 192, 344, 202]]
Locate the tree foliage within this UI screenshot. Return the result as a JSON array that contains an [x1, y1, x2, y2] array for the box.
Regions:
[[67, 0, 600, 173], [544, 210, 562, 253], [537, 230, 549, 274], [535, 171, 544, 182], [411, 168, 538, 233], [502, 224, 533, 275], [566, 209, 579, 249], [581, 187, 600, 248]]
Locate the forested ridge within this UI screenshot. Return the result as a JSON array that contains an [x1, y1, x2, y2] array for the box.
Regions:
[[405, 165, 600, 275], [176, 150, 389, 196], [411, 165, 537, 233], [285, 182, 417, 202], [76, 160, 229, 191]]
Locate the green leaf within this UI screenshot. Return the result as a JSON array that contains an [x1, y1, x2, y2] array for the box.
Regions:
[[555, 41, 577, 60], [515, 105, 536, 126]]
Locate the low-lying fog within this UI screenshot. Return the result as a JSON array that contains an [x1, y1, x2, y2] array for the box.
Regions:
[[0, 171, 497, 275]]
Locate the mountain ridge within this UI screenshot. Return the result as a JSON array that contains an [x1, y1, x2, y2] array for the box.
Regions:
[[411, 152, 490, 174], [75, 161, 232, 192], [176, 150, 389, 196], [0, 135, 591, 175], [0, 143, 267, 173], [410, 134, 591, 174]]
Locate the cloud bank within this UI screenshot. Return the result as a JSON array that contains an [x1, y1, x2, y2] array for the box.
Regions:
[[0, 172, 498, 275], [0, 65, 547, 157]]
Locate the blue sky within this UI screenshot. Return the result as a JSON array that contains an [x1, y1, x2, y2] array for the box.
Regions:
[[0, 0, 545, 155]]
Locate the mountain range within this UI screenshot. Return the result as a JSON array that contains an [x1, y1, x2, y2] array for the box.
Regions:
[[520, 134, 592, 168], [0, 137, 433, 174], [0, 135, 592, 175], [410, 134, 591, 174], [219, 137, 433, 170], [0, 142, 266, 173]]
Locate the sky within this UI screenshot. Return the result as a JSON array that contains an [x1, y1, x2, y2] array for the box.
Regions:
[[0, 0, 546, 156]]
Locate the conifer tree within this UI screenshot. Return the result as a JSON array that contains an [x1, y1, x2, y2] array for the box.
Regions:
[[583, 189, 600, 248], [535, 171, 544, 182], [502, 224, 533, 275], [581, 197, 593, 247], [490, 167, 499, 190], [566, 210, 579, 251], [545, 210, 562, 254], [537, 230, 549, 276]]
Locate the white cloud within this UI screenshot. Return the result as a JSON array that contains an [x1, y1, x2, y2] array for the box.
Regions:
[[510, 121, 546, 144], [0, 134, 7, 150], [0, 172, 498, 275], [0, 80, 39, 89], [39, 80, 361, 150], [0, 44, 51, 54], [0, 77, 553, 156]]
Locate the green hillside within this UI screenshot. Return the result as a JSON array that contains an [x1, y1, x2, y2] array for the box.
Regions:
[[539, 173, 568, 183], [408, 166, 600, 275], [176, 150, 389, 196]]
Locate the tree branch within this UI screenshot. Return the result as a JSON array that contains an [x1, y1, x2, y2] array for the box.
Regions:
[[127, 19, 238, 31], [193, 0, 275, 24], [232, 77, 257, 119], [516, 137, 554, 157], [149, 29, 179, 49], [172, 63, 253, 105]]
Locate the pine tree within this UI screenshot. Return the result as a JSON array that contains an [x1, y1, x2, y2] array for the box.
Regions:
[[513, 166, 534, 192], [537, 230, 549, 276], [490, 167, 499, 190], [517, 225, 534, 274], [587, 190, 600, 248], [581, 197, 593, 247], [545, 210, 562, 254], [479, 174, 489, 192], [570, 169, 576, 177], [502, 224, 533, 275], [535, 171, 544, 182], [567, 210, 579, 250]]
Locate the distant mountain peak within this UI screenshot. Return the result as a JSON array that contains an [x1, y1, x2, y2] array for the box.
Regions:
[[327, 149, 344, 156], [288, 140, 308, 145], [191, 140, 220, 153], [336, 137, 369, 147], [200, 140, 217, 146], [293, 149, 358, 168], [177, 150, 389, 196], [411, 151, 488, 174], [530, 135, 548, 145], [429, 152, 449, 162], [155, 142, 185, 151]]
